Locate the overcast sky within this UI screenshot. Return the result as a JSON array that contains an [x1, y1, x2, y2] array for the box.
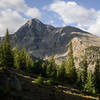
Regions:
[[0, 0, 100, 36]]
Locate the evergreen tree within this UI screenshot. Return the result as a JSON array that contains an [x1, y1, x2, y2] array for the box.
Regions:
[[78, 56, 88, 87], [57, 61, 66, 83], [84, 71, 96, 94], [76, 68, 83, 88], [94, 59, 100, 92], [66, 42, 77, 83], [25, 53, 34, 74], [33, 60, 42, 75], [0, 43, 4, 67], [0, 29, 14, 69], [41, 62, 47, 77], [46, 56, 57, 80], [14, 45, 20, 69], [19, 47, 27, 71], [14, 45, 34, 75]]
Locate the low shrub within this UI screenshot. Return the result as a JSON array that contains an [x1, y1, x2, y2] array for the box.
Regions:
[[34, 76, 44, 85], [47, 79, 58, 85]]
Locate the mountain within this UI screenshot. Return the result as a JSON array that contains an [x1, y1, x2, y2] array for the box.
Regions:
[[8, 18, 100, 65], [0, 19, 99, 100]]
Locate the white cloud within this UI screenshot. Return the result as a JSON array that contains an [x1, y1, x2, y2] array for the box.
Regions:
[[0, 0, 27, 12], [49, 1, 96, 25], [0, 0, 41, 36], [49, 20, 54, 24], [0, 9, 25, 36], [88, 11, 100, 35], [48, 1, 100, 36], [26, 8, 41, 18], [0, 0, 41, 18]]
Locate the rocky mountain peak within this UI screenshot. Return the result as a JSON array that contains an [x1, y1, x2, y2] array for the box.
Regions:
[[26, 18, 43, 26], [8, 18, 100, 64]]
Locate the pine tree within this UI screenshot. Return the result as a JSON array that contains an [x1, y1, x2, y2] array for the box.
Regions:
[[33, 60, 42, 75], [14, 45, 34, 74], [66, 42, 77, 83], [46, 56, 57, 80], [57, 61, 66, 83], [0, 29, 14, 69], [84, 71, 96, 94], [25, 53, 34, 74], [78, 56, 88, 87], [76, 68, 83, 88], [0, 43, 4, 67], [14, 45, 20, 69], [41, 62, 47, 77], [94, 59, 100, 92], [18, 47, 27, 72]]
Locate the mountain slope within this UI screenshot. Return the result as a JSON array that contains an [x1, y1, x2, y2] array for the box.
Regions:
[[9, 18, 100, 63], [0, 69, 97, 100]]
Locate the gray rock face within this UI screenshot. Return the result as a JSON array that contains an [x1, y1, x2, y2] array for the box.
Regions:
[[10, 18, 91, 60]]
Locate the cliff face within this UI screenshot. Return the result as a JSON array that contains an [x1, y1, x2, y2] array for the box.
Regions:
[[70, 37, 100, 71], [5, 18, 100, 66]]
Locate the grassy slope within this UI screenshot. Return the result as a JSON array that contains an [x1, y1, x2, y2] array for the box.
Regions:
[[0, 69, 98, 100], [17, 73, 97, 100]]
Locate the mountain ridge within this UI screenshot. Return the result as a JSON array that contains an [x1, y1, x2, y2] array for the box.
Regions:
[[10, 19, 91, 55], [1, 18, 100, 65]]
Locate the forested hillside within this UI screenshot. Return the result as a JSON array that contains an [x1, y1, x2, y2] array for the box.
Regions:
[[0, 30, 100, 100]]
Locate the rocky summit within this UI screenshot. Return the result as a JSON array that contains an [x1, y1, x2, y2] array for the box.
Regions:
[[8, 18, 100, 65]]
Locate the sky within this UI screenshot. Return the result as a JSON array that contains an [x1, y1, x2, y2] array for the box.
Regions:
[[0, 0, 100, 36]]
